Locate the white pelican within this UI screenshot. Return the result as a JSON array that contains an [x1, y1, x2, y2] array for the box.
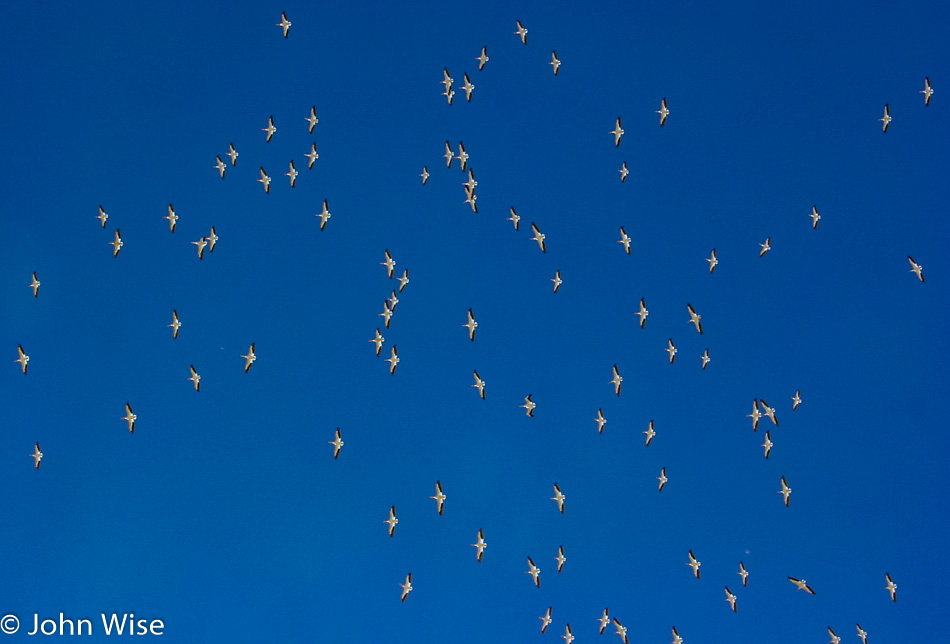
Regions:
[[471, 529, 487, 562], [610, 363, 622, 396], [381, 249, 395, 278], [724, 586, 737, 612], [191, 237, 208, 260], [618, 226, 632, 254], [385, 505, 398, 537], [672, 626, 683, 644], [550, 50, 561, 75], [555, 545, 566, 572], [779, 476, 792, 507], [922, 77, 933, 105], [380, 300, 393, 329], [165, 204, 178, 232], [748, 399, 763, 431], [443, 140, 454, 168], [400, 573, 412, 601], [856, 624, 868, 644], [809, 205, 821, 229], [595, 408, 606, 434], [207, 226, 218, 252], [738, 562, 748, 586], [526, 556, 540, 587], [465, 309, 478, 341], [420, 166, 429, 184], [762, 431, 773, 459], [598, 608, 610, 634], [701, 349, 710, 369], [885, 573, 897, 602], [539, 606, 552, 633], [370, 328, 384, 356], [644, 420, 656, 446], [792, 390, 802, 409], [611, 117, 624, 147], [305, 105, 318, 133], [687, 303, 703, 334], [472, 369, 486, 399], [329, 428, 343, 459], [552, 270, 562, 292], [188, 365, 201, 391], [398, 269, 410, 292], [29, 272, 40, 297], [97, 204, 108, 227], [461, 74, 475, 101], [530, 222, 546, 252], [666, 338, 677, 363], [431, 481, 446, 515], [110, 228, 123, 257], [477, 46, 488, 70], [286, 160, 298, 187], [657, 466, 667, 491], [258, 167, 271, 193], [551, 483, 566, 513], [121, 403, 136, 433], [241, 343, 256, 373], [880, 103, 891, 132], [636, 298, 649, 328], [387, 345, 399, 374], [316, 199, 331, 231], [759, 237, 771, 257], [214, 155, 226, 178], [514, 20, 528, 44], [759, 399, 779, 426], [263, 115, 276, 142], [169, 310, 181, 339], [277, 12, 291, 38], [456, 141, 469, 171], [827, 626, 840, 644], [31, 442, 43, 469], [227, 143, 238, 166], [687, 550, 701, 578], [657, 97, 670, 126], [613, 617, 629, 644], [521, 394, 536, 417], [707, 248, 718, 273], [562, 624, 573, 644], [789, 576, 815, 594], [908, 255, 925, 282], [305, 143, 319, 169], [508, 206, 521, 230]]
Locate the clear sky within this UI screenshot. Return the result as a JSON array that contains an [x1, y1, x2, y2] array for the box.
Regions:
[[2, 1, 948, 642]]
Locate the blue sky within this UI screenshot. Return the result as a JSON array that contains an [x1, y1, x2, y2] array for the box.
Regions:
[[2, 1, 948, 641]]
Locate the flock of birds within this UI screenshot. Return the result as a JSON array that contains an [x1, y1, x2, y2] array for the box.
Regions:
[[13, 11, 931, 643]]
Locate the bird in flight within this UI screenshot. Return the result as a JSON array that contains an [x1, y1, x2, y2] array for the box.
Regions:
[[701, 349, 711, 370], [687, 550, 701, 578], [594, 408, 607, 434], [430, 481, 446, 515], [707, 248, 718, 273], [827, 626, 841, 644], [241, 343, 256, 373], [636, 298, 649, 328], [110, 229, 123, 257], [315, 199, 331, 231], [610, 364, 623, 395], [165, 204, 178, 232], [809, 205, 821, 229], [748, 399, 763, 431], [779, 476, 792, 506], [385, 506, 398, 537], [759, 399, 779, 426], [526, 556, 541, 588], [618, 226, 632, 254], [214, 155, 226, 178], [370, 328, 384, 356], [471, 529, 487, 562], [443, 86, 455, 105], [762, 431, 773, 459], [263, 116, 276, 142], [611, 117, 624, 147], [644, 420, 656, 446], [258, 167, 271, 193], [464, 190, 478, 213], [305, 105, 318, 134], [759, 237, 771, 256], [398, 269, 410, 292], [443, 140, 454, 168], [329, 428, 344, 459], [514, 20, 528, 44], [792, 390, 802, 409], [455, 141, 469, 171], [188, 365, 201, 391], [552, 270, 562, 292], [29, 272, 40, 297], [738, 562, 749, 586], [387, 345, 399, 374], [539, 606, 552, 633], [381, 249, 395, 278], [441, 67, 453, 94], [508, 206, 520, 230], [380, 300, 393, 329], [657, 466, 667, 491], [555, 545, 566, 572], [671, 626, 683, 644], [922, 77, 934, 105], [169, 310, 181, 339], [551, 483, 566, 513], [227, 143, 238, 166], [789, 576, 816, 594], [656, 97, 670, 126], [476, 46, 489, 71], [856, 624, 868, 644], [908, 255, 925, 282], [885, 573, 898, 602], [463, 169, 477, 195], [399, 573, 412, 602], [31, 442, 43, 469], [472, 370, 486, 399], [619, 161, 629, 182], [598, 608, 610, 634], [879, 103, 891, 132], [122, 403, 136, 433], [550, 50, 561, 75], [420, 166, 429, 184], [461, 74, 475, 101], [206, 226, 218, 253], [521, 394, 536, 417], [613, 617, 629, 644], [286, 160, 298, 187], [191, 237, 208, 260], [687, 303, 703, 334], [464, 309, 478, 341], [562, 624, 574, 644], [724, 586, 738, 612], [277, 12, 291, 38], [304, 142, 319, 169], [530, 222, 547, 252], [666, 338, 678, 363], [97, 204, 109, 228]]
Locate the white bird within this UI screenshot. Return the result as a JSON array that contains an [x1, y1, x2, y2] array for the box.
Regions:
[[526, 556, 541, 588], [329, 428, 344, 459], [666, 338, 677, 364], [397, 269, 410, 292], [258, 167, 271, 193], [827, 626, 841, 644], [738, 562, 749, 586], [443, 140, 454, 168], [29, 272, 40, 297], [277, 12, 291, 38], [555, 545, 566, 572], [122, 402, 137, 433], [619, 161, 629, 182], [169, 310, 181, 339], [618, 226, 632, 254], [707, 248, 718, 273], [759, 237, 771, 257], [539, 606, 552, 633], [636, 298, 649, 328], [644, 420, 656, 446], [305, 105, 318, 133], [461, 74, 475, 102], [464, 190, 478, 213], [472, 370, 486, 399], [792, 390, 802, 409], [922, 77, 934, 105], [420, 166, 429, 184], [464, 308, 478, 341], [387, 345, 399, 374], [687, 303, 703, 334], [188, 365, 201, 391], [611, 117, 624, 147], [748, 399, 763, 431], [551, 483, 566, 513], [316, 199, 331, 231], [701, 349, 710, 370], [471, 529, 487, 562], [381, 249, 396, 278], [656, 97, 670, 126], [657, 466, 667, 491], [789, 576, 816, 594], [759, 399, 779, 426], [908, 255, 925, 282], [380, 300, 393, 329], [562, 624, 574, 644], [885, 573, 897, 602], [610, 364, 623, 395], [431, 480, 446, 515], [456, 141, 469, 171], [96, 204, 109, 228], [207, 226, 218, 253], [531, 222, 547, 252], [286, 160, 298, 187], [809, 205, 821, 229], [521, 394, 536, 417], [305, 143, 319, 169], [227, 142, 238, 166], [595, 407, 606, 434], [400, 573, 412, 602], [687, 550, 701, 579], [476, 46, 489, 71], [214, 155, 226, 179], [110, 228, 123, 257], [443, 87, 455, 105], [441, 67, 454, 93], [370, 328, 384, 356], [165, 204, 178, 232], [671, 626, 684, 644], [613, 617, 629, 644], [598, 608, 610, 634], [463, 169, 477, 195], [385, 505, 398, 537], [508, 206, 521, 230], [856, 623, 868, 644], [552, 270, 562, 292], [241, 343, 256, 373], [263, 115, 276, 142], [550, 50, 561, 75], [514, 20, 528, 44], [762, 431, 773, 459], [31, 442, 43, 469], [191, 237, 208, 260], [724, 586, 737, 612], [880, 103, 891, 132], [779, 476, 792, 507]]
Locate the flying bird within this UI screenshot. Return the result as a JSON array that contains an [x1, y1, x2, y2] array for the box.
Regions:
[[762, 431, 773, 459], [738, 562, 749, 586], [562, 624, 574, 644], [329, 428, 344, 459], [789, 576, 816, 594], [122, 403, 136, 433], [263, 116, 276, 142], [443, 87, 455, 105], [618, 226, 632, 254], [779, 476, 792, 506], [611, 117, 624, 147], [792, 390, 802, 409], [922, 77, 933, 105], [316, 199, 331, 231], [397, 269, 410, 292], [29, 272, 40, 297], [305, 105, 318, 133], [879, 103, 891, 132], [277, 12, 291, 38], [759, 237, 771, 256], [463, 169, 477, 195], [207, 226, 218, 252], [595, 408, 607, 434], [551, 270, 562, 292], [370, 328, 384, 356], [380, 300, 393, 329], [551, 483, 566, 513], [471, 529, 487, 562], [530, 222, 547, 252], [644, 420, 656, 446], [885, 573, 897, 602], [701, 349, 711, 369], [748, 399, 763, 431], [385, 506, 398, 537], [472, 370, 486, 399], [521, 394, 536, 417], [856, 624, 868, 644], [169, 310, 181, 339], [759, 399, 779, 426], [286, 160, 298, 187], [539, 606, 552, 633], [241, 343, 256, 373], [441, 67, 453, 93], [672, 626, 684, 644], [657, 466, 667, 491], [666, 338, 677, 363], [555, 545, 566, 572], [461, 74, 475, 101], [707, 248, 718, 273], [908, 255, 925, 282], [214, 155, 226, 178], [526, 556, 540, 588], [464, 309, 478, 341], [443, 140, 454, 168], [305, 142, 319, 169], [656, 97, 670, 126], [514, 20, 528, 44], [455, 141, 469, 171], [420, 166, 429, 184], [188, 365, 201, 391], [227, 143, 238, 166], [610, 364, 623, 395], [613, 617, 629, 644], [508, 206, 520, 230], [476, 46, 489, 70], [400, 573, 412, 602], [464, 190, 478, 213], [809, 205, 821, 229], [165, 204, 178, 232], [110, 228, 123, 257], [31, 442, 43, 469], [258, 167, 271, 193], [619, 161, 629, 182], [687, 303, 703, 334], [724, 586, 738, 612], [827, 626, 841, 644], [387, 345, 399, 374], [687, 550, 701, 579], [598, 608, 610, 634], [97, 204, 109, 227], [550, 50, 561, 75], [191, 237, 208, 260], [381, 249, 396, 278], [636, 298, 649, 328], [430, 481, 446, 515]]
